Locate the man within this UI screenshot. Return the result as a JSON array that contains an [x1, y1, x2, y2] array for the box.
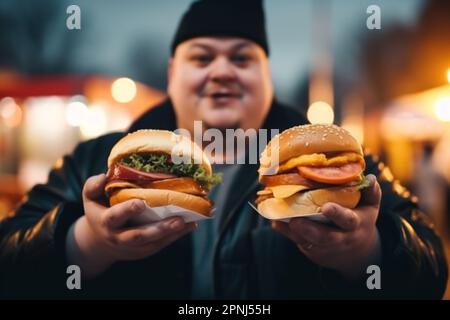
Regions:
[[0, 0, 447, 299]]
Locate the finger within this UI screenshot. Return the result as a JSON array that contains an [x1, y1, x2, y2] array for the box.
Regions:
[[272, 221, 313, 248], [83, 173, 107, 201], [150, 222, 198, 249], [321, 203, 360, 231], [359, 174, 382, 207], [103, 199, 147, 229], [116, 217, 192, 246], [82, 174, 109, 215], [272, 221, 293, 239], [289, 218, 345, 246]]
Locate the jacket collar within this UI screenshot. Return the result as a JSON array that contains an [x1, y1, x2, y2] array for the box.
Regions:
[[128, 98, 177, 133]]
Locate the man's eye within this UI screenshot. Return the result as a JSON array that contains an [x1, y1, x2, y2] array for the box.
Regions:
[[231, 55, 251, 65], [192, 55, 212, 65]]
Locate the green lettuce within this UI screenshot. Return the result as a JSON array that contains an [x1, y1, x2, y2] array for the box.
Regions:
[[356, 175, 371, 190], [121, 153, 222, 190]]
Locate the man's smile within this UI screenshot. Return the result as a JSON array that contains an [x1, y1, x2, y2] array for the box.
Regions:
[[202, 89, 243, 105]]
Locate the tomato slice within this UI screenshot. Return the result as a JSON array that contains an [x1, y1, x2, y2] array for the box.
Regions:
[[109, 164, 176, 181], [297, 162, 364, 185]]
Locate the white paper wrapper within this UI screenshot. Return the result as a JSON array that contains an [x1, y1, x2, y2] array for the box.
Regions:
[[247, 202, 330, 223], [129, 204, 214, 225]]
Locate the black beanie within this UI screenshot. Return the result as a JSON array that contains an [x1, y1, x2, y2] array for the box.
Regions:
[[171, 0, 269, 56]]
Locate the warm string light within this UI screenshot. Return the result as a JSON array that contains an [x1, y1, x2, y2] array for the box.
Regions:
[[307, 101, 334, 124], [111, 77, 137, 103]]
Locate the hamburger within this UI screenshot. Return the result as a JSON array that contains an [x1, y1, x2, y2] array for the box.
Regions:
[[105, 129, 222, 216], [256, 124, 370, 219]]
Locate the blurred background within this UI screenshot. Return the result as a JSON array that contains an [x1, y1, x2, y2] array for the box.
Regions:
[[0, 0, 449, 297]]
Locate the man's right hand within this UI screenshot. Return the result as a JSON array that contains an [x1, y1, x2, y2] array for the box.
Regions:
[[66, 173, 197, 278]]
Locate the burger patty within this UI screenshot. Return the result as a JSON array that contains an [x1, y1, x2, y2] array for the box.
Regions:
[[106, 177, 207, 196], [260, 172, 331, 189]]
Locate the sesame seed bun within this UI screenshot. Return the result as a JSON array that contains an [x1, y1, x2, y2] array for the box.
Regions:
[[256, 186, 361, 219], [109, 188, 213, 217], [259, 124, 363, 177], [108, 129, 212, 176]]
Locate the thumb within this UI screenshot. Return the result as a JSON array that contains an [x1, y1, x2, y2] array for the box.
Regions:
[[83, 173, 107, 202], [359, 174, 382, 207]]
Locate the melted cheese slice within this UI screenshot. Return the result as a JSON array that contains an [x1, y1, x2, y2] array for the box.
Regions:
[[278, 152, 363, 173], [105, 180, 140, 193], [268, 185, 309, 198], [256, 189, 273, 196]]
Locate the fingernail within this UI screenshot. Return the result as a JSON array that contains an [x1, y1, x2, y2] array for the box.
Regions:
[[189, 222, 198, 230], [98, 173, 106, 180], [132, 200, 145, 211], [170, 219, 184, 230], [323, 204, 335, 215]]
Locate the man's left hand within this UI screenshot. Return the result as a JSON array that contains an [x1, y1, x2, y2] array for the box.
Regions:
[[272, 174, 382, 280]]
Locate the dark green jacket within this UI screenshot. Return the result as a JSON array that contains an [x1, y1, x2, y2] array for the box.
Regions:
[[0, 99, 447, 299]]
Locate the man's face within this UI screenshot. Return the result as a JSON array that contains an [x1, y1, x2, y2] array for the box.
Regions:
[[168, 37, 273, 133]]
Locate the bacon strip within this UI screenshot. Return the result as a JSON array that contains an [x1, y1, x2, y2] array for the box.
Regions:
[[107, 164, 176, 182]]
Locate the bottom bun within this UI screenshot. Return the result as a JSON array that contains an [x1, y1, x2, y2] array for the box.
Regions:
[[109, 188, 213, 217], [256, 187, 361, 219]]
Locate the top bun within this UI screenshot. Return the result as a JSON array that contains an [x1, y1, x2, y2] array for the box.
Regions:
[[259, 124, 363, 174], [108, 129, 212, 176]]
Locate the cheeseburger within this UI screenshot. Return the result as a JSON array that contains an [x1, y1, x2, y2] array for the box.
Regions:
[[105, 130, 222, 216], [256, 124, 369, 219]]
